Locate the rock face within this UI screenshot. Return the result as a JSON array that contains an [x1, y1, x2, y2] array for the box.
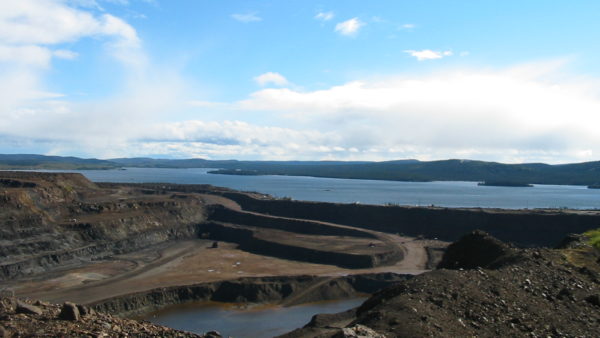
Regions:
[[282, 232, 600, 338], [219, 191, 600, 247], [1, 172, 404, 284], [200, 221, 402, 269], [0, 172, 208, 280], [91, 273, 410, 318]]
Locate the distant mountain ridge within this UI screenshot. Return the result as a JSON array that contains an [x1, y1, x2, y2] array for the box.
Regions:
[[0, 154, 118, 170], [1, 154, 600, 186]]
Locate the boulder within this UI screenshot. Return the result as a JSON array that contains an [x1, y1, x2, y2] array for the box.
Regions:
[[556, 233, 588, 249], [335, 324, 386, 338], [58, 302, 80, 321], [585, 294, 600, 307], [204, 331, 222, 338], [76, 304, 91, 317], [0, 326, 7, 338], [15, 301, 42, 315]]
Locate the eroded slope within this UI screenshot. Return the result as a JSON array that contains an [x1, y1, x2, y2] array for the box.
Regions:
[[284, 231, 600, 337]]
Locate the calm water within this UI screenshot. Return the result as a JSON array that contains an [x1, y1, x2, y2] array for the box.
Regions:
[[44, 167, 600, 209], [142, 298, 366, 337]]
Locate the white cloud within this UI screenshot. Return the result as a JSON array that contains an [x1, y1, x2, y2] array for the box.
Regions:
[[0, 1, 139, 46], [231, 12, 262, 23], [400, 23, 415, 29], [254, 72, 289, 87], [68, 0, 103, 9], [128, 120, 343, 160], [0, 45, 53, 68], [53, 49, 79, 60], [315, 11, 334, 21], [335, 18, 364, 36], [0, 0, 141, 68], [405, 49, 453, 61], [1, 2, 599, 163], [0, 0, 170, 158], [237, 61, 600, 163], [6, 58, 600, 162], [187, 100, 223, 108]]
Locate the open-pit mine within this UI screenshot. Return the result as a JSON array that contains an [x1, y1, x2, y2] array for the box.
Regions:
[[1, 171, 599, 337]]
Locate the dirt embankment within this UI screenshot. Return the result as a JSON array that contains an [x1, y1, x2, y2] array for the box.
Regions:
[[282, 231, 600, 338], [89, 272, 410, 318]]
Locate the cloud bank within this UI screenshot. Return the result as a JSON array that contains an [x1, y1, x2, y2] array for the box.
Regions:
[[1, 1, 599, 164], [239, 62, 600, 163]]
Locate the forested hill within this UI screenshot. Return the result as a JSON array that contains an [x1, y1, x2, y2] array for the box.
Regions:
[[207, 159, 600, 186], [2, 154, 600, 186], [0, 154, 118, 170]]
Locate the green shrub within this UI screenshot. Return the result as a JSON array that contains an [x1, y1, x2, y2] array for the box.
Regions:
[[583, 228, 600, 249]]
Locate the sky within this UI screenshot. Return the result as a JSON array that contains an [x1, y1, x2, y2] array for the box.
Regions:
[[1, 0, 600, 163]]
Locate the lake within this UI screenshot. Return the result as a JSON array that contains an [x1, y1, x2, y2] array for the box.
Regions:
[[140, 298, 366, 338], [48, 167, 600, 209]]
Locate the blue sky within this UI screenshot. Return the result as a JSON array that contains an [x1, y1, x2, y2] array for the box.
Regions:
[[2, 0, 600, 163]]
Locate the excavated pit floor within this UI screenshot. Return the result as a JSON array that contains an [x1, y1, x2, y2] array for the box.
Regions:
[[11, 234, 444, 305]]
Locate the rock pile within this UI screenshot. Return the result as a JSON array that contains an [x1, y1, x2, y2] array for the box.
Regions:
[[0, 297, 215, 337], [437, 229, 518, 269], [283, 231, 600, 337]]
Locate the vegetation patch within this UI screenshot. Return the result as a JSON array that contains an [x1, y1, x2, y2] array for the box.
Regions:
[[584, 228, 600, 249]]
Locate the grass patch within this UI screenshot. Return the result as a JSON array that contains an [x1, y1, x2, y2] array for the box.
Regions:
[[583, 228, 600, 249]]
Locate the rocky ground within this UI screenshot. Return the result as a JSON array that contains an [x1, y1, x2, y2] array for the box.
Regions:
[[0, 297, 216, 337], [3, 231, 598, 337], [283, 231, 600, 337]]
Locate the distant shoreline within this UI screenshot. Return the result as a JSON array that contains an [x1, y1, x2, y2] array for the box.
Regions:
[[478, 181, 534, 188], [3, 154, 600, 186]]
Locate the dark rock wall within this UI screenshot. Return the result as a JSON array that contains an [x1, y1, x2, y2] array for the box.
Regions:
[[0, 174, 209, 280], [1, 223, 203, 280], [207, 205, 375, 238], [91, 273, 411, 318], [219, 192, 600, 247], [200, 222, 402, 269]]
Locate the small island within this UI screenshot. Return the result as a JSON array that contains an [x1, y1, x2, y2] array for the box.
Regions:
[[588, 185, 600, 189], [208, 169, 262, 176], [478, 181, 533, 187]]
